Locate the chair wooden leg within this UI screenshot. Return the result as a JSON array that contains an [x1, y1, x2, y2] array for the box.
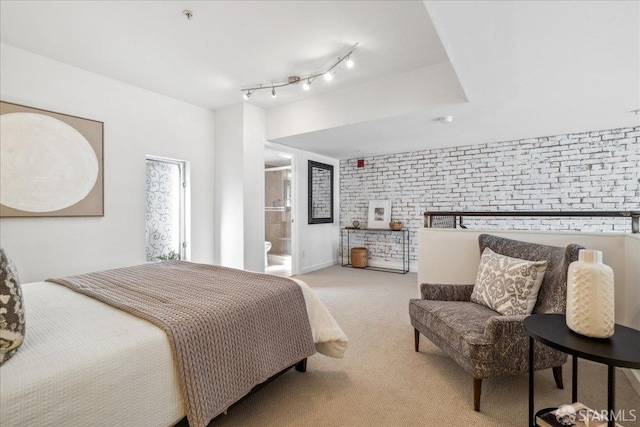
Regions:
[[473, 378, 482, 411], [414, 328, 420, 352], [552, 366, 564, 389]]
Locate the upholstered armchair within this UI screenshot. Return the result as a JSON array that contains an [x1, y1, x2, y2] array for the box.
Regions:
[[409, 234, 583, 411]]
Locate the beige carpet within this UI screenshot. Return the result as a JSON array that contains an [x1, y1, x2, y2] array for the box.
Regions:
[[210, 265, 640, 426]]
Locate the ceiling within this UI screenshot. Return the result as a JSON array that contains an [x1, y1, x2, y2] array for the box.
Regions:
[[0, 1, 447, 110], [264, 148, 291, 168], [1, 1, 639, 160]]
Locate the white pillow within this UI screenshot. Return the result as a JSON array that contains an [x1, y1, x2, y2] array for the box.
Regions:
[[470, 247, 547, 316]]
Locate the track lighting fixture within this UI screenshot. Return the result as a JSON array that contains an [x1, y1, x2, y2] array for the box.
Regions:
[[240, 42, 358, 99]]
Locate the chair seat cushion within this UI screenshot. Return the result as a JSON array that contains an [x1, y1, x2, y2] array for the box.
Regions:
[[409, 299, 499, 364]]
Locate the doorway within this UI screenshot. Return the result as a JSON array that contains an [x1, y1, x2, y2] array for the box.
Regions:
[[264, 149, 293, 277], [145, 156, 189, 262]]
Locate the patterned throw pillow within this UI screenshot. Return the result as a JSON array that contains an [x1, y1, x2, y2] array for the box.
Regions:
[[0, 248, 25, 365], [470, 247, 547, 316]]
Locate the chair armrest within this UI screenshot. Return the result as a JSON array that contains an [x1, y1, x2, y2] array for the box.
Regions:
[[482, 315, 568, 371], [483, 315, 528, 343], [420, 283, 474, 301]]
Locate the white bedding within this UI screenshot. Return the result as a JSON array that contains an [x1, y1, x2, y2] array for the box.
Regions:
[[0, 279, 347, 427], [292, 278, 348, 359]]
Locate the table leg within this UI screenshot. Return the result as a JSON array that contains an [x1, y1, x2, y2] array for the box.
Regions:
[[529, 337, 534, 427], [340, 229, 344, 266], [402, 231, 406, 272], [607, 365, 615, 427], [572, 355, 578, 403]]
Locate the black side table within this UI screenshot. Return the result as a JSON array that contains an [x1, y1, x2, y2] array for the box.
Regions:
[[340, 228, 410, 274], [524, 313, 640, 427]]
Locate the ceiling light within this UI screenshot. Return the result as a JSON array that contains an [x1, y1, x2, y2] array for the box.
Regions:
[[438, 116, 454, 124], [346, 55, 354, 69], [239, 42, 358, 98], [243, 91, 252, 100]]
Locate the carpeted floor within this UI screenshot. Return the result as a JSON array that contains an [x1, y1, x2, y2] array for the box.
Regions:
[[210, 265, 640, 426]]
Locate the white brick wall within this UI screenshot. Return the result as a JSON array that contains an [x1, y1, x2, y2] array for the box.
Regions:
[[339, 127, 640, 270]]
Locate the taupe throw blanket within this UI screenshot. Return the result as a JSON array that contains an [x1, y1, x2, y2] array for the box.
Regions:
[[47, 261, 315, 427]]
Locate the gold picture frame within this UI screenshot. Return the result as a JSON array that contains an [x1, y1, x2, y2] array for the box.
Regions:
[[0, 101, 104, 217]]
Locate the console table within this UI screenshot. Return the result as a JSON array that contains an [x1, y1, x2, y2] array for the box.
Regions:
[[524, 313, 640, 427], [341, 228, 409, 274]]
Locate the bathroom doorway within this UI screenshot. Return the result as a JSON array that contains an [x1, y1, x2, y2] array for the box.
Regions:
[[264, 149, 293, 277]]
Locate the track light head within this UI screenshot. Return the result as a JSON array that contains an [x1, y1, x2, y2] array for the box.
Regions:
[[302, 80, 311, 91], [346, 55, 354, 69], [243, 91, 252, 100], [324, 71, 333, 82], [271, 87, 277, 98]]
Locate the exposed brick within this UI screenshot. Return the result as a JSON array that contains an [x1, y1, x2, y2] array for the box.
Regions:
[[339, 126, 640, 269]]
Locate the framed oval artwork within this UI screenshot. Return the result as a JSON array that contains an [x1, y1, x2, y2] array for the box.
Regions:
[[0, 101, 103, 217]]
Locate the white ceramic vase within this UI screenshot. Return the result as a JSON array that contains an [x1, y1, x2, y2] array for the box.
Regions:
[[566, 249, 615, 338]]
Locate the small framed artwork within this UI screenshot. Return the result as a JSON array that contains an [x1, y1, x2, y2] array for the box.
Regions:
[[367, 200, 391, 229]]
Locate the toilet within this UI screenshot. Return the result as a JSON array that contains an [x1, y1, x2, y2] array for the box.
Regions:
[[264, 241, 272, 267]]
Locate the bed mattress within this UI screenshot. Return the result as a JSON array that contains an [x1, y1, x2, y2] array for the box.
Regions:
[[0, 281, 184, 427], [0, 277, 347, 427]]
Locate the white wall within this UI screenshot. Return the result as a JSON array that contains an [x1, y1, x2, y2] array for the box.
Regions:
[[213, 106, 339, 275], [242, 104, 266, 272], [213, 102, 266, 273], [0, 44, 216, 282], [625, 236, 640, 330], [625, 236, 640, 394], [266, 62, 466, 141], [267, 142, 340, 274], [213, 104, 245, 269]]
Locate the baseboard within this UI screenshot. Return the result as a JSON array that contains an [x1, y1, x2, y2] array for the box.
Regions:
[[300, 259, 337, 274], [366, 259, 418, 273], [623, 368, 640, 397], [300, 259, 418, 274]]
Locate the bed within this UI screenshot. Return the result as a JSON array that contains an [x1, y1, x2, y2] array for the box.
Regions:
[[0, 261, 347, 427]]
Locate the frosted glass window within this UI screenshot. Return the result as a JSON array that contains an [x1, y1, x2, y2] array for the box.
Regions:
[[145, 159, 183, 261]]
